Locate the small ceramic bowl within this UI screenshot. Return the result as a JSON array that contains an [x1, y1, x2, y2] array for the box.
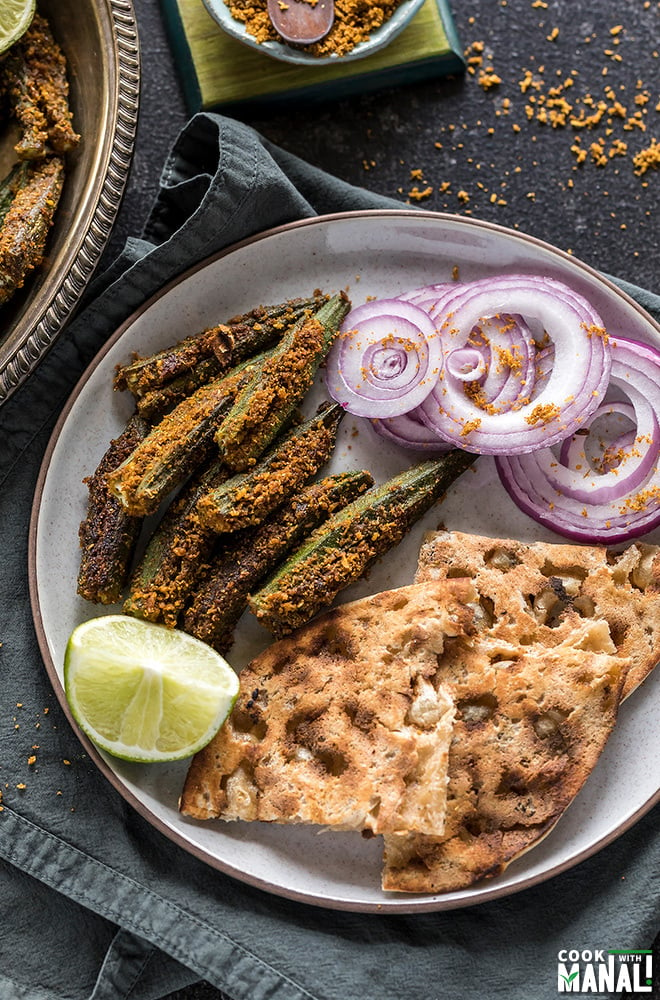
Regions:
[[202, 0, 427, 65]]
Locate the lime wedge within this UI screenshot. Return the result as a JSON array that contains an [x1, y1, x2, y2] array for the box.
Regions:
[[64, 616, 240, 763], [0, 0, 35, 54]]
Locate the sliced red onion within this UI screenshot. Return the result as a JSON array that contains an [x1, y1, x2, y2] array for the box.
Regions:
[[469, 313, 537, 411], [532, 344, 554, 397], [397, 283, 453, 309], [446, 346, 487, 382], [370, 409, 453, 452], [417, 274, 611, 454], [558, 401, 637, 471], [495, 336, 660, 543], [325, 298, 444, 418]]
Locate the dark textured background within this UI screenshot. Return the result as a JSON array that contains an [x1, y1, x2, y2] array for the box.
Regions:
[[113, 0, 659, 290], [114, 1, 659, 996]]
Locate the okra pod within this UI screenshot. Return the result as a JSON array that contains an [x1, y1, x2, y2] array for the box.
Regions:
[[123, 457, 230, 626], [113, 295, 327, 399], [114, 328, 224, 398], [77, 414, 150, 604], [133, 357, 224, 422], [183, 469, 374, 653], [107, 356, 262, 517], [2, 14, 79, 160], [0, 162, 29, 227], [197, 401, 345, 533], [0, 155, 64, 305], [248, 450, 478, 637], [215, 292, 351, 471]]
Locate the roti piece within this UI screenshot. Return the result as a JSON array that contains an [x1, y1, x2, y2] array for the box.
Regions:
[[180, 580, 476, 836], [382, 624, 629, 893], [414, 529, 660, 698]]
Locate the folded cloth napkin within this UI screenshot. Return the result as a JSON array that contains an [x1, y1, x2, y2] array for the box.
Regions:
[[0, 113, 658, 1000]]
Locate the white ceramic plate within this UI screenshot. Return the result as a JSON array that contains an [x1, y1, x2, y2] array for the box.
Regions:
[[30, 211, 660, 913]]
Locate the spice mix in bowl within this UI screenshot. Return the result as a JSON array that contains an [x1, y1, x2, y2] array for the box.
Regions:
[[202, 0, 427, 64]]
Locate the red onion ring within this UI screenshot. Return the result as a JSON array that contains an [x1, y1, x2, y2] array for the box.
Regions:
[[417, 274, 611, 454], [445, 346, 488, 382], [370, 409, 453, 452], [495, 336, 660, 543], [463, 313, 537, 412], [558, 401, 638, 475], [325, 298, 444, 418]]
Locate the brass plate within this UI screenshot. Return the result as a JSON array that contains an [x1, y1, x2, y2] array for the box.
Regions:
[[0, 0, 140, 404]]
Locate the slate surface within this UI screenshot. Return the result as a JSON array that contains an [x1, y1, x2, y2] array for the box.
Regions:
[[115, 0, 659, 291]]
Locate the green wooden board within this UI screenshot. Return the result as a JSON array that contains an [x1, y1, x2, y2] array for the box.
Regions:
[[160, 0, 465, 113]]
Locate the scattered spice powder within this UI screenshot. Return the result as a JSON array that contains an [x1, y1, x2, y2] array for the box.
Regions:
[[633, 137, 660, 175], [431, 16, 658, 218], [408, 184, 433, 201], [460, 417, 482, 437]]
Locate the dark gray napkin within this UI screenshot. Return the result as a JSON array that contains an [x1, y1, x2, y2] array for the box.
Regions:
[[0, 113, 658, 1000]]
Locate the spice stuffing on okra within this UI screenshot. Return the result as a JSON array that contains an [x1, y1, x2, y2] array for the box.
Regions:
[[2, 14, 80, 160], [113, 295, 327, 400], [77, 413, 150, 605], [197, 402, 346, 533], [184, 470, 374, 653], [248, 450, 479, 638], [123, 456, 230, 627], [215, 292, 351, 472], [0, 156, 65, 305], [106, 355, 264, 517]]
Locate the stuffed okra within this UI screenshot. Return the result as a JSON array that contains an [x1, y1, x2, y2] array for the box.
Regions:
[[215, 292, 351, 471], [197, 401, 345, 533], [123, 457, 230, 627], [113, 295, 328, 409], [183, 470, 374, 652], [77, 414, 150, 605], [106, 355, 262, 516], [248, 450, 479, 637], [0, 156, 65, 306], [2, 14, 80, 161]]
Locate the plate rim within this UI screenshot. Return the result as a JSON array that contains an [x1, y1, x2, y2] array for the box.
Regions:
[[28, 208, 660, 913], [0, 0, 140, 406]]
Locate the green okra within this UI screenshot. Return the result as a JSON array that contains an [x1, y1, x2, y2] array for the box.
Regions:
[[0, 162, 29, 228], [107, 354, 264, 517], [113, 295, 328, 400], [0, 156, 64, 306], [248, 450, 479, 638], [123, 456, 230, 627], [77, 413, 150, 605], [197, 401, 346, 533], [183, 469, 374, 653], [215, 291, 351, 472], [133, 356, 224, 422], [2, 14, 79, 161]]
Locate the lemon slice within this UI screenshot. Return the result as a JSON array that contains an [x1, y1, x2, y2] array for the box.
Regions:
[[64, 616, 240, 763], [0, 0, 35, 54]]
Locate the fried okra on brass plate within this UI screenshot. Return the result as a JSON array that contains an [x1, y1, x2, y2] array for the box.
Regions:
[[0, 12, 79, 306]]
